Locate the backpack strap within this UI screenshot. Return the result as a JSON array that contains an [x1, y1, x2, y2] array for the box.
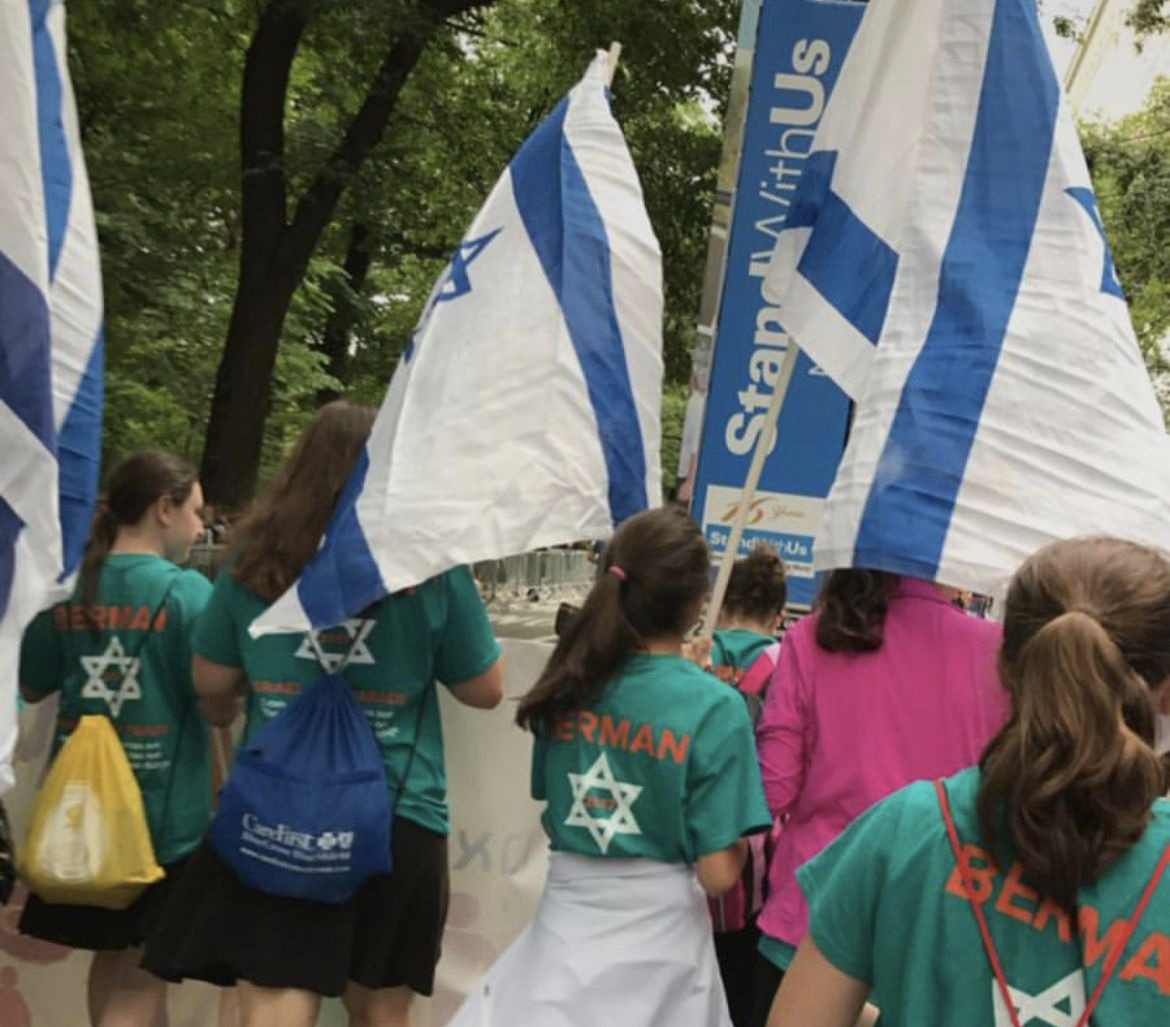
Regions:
[[105, 570, 182, 725], [934, 779, 1170, 1027]]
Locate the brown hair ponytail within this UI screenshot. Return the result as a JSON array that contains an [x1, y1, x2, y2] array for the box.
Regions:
[[516, 507, 709, 735], [77, 451, 198, 620], [814, 568, 899, 652], [979, 538, 1170, 911]]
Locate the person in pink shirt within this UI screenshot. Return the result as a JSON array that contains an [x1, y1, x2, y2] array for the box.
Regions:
[[748, 570, 1007, 1027]]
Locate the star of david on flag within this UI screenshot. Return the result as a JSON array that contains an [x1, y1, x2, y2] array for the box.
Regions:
[[252, 51, 662, 635], [1, 0, 104, 791], [761, 0, 1170, 593]]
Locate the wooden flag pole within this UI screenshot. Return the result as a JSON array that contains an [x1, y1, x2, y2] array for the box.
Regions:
[[700, 339, 800, 640], [605, 41, 623, 87]]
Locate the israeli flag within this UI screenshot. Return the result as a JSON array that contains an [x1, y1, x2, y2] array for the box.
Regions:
[[1, 0, 104, 790], [254, 52, 662, 635], [763, 0, 1170, 593]]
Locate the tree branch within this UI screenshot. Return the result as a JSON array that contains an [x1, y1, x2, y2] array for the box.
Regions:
[[279, 0, 495, 282], [238, 0, 310, 278]]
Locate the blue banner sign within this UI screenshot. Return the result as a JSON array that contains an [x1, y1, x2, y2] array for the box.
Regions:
[[691, 0, 866, 606]]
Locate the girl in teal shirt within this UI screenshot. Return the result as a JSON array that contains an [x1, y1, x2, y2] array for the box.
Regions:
[[19, 450, 211, 1027], [449, 506, 771, 1027]]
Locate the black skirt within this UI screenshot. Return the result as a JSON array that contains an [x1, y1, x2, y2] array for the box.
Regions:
[[142, 818, 449, 997], [18, 860, 187, 951]]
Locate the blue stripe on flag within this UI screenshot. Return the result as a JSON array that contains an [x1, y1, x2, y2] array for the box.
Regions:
[[0, 251, 54, 449], [509, 96, 648, 522], [852, 0, 1061, 577], [30, 0, 73, 280], [57, 329, 104, 578], [787, 150, 898, 345], [297, 449, 385, 628], [0, 499, 20, 616]]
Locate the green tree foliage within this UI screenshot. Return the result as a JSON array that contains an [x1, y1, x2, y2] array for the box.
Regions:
[[69, 0, 733, 500], [1083, 80, 1170, 410]]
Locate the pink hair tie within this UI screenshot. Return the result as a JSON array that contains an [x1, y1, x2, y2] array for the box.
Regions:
[[608, 565, 628, 582]]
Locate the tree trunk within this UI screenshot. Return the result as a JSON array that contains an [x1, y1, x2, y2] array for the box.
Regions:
[[199, 0, 494, 508], [317, 220, 373, 403]]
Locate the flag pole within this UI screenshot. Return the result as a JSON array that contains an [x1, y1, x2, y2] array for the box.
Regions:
[[605, 41, 623, 87], [700, 339, 800, 640]]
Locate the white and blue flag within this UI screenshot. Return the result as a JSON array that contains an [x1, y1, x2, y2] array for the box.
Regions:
[[763, 0, 1170, 593], [1, 0, 104, 790], [254, 52, 662, 634]]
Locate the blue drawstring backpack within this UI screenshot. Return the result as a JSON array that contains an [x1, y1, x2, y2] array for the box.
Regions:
[[209, 625, 406, 904]]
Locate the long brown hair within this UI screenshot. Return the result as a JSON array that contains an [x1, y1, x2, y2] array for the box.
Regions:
[[516, 507, 709, 734], [78, 451, 198, 616], [814, 568, 899, 652], [722, 545, 787, 625], [979, 537, 1170, 911], [230, 401, 376, 601]]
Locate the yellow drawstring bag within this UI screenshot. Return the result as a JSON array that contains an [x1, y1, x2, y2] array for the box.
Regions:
[[20, 715, 164, 909]]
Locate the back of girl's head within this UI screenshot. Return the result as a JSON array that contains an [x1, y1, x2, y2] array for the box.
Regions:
[[516, 506, 709, 734], [814, 568, 899, 652], [979, 537, 1170, 910], [722, 545, 787, 626], [231, 400, 377, 601], [79, 450, 198, 610]]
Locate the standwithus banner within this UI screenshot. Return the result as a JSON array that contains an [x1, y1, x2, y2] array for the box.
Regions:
[[688, 0, 866, 606]]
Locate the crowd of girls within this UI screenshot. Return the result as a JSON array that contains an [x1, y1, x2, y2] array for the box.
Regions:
[[13, 400, 1170, 1027]]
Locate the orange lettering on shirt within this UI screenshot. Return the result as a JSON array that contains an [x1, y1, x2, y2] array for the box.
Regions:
[[153, 609, 168, 630], [53, 606, 67, 630], [253, 680, 300, 696], [1120, 933, 1170, 996], [88, 606, 107, 630], [1079, 906, 1128, 968], [130, 606, 151, 630], [577, 711, 598, 743], [599, 715, 629, 749], [945, 844, 996, 904], [1032, 897, 1073, 943], [555, 717, 575, 743], [107, 605, 130, 630], [629, 723, 655, 756], [657, 728, 691, 765], [70, 605, 86, 631], [995, 862, 1039, 925]]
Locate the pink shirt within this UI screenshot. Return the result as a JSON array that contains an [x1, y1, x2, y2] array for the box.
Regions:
[[756, 578, 1007, 948]]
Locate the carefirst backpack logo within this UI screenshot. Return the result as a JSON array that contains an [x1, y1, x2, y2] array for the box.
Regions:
[[240, 813, 355, 870]]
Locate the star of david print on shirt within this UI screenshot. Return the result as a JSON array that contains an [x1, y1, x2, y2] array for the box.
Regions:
[[992, 970, 1085, 1027], [564, 752, 643, 854], [294, 619, 376, 672], [79, 638, 141, 716]]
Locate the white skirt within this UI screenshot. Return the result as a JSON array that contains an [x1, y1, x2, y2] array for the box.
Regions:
[[447, 852, 732, 1027]]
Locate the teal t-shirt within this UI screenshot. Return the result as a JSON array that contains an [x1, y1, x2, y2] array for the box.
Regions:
[[798, 767, 1170, 1025], [533, 653, 771, 863], [194, 566, 500, 836], [712, 628, 774, 677], [19, 554, 214, 865]]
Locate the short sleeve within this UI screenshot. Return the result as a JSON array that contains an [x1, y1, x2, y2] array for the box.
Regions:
[[19, 608, 64, 699], [171, 570, 214, 695], [796, 789, 904, 984], [433, 567, 501, 686], [686, 691, 772, 858], [193, 572, 245, 668]]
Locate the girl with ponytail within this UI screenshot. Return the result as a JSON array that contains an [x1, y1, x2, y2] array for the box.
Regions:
[[766, 537, 1170, 1027], [18, 451, 212, 1027], [450, 506, 772, 1027]]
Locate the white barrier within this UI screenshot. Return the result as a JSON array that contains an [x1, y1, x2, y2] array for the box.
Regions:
[[1, 637, 552, 1026]]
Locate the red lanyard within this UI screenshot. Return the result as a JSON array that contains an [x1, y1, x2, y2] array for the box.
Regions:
[[935, 779, 1170, 1027]]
